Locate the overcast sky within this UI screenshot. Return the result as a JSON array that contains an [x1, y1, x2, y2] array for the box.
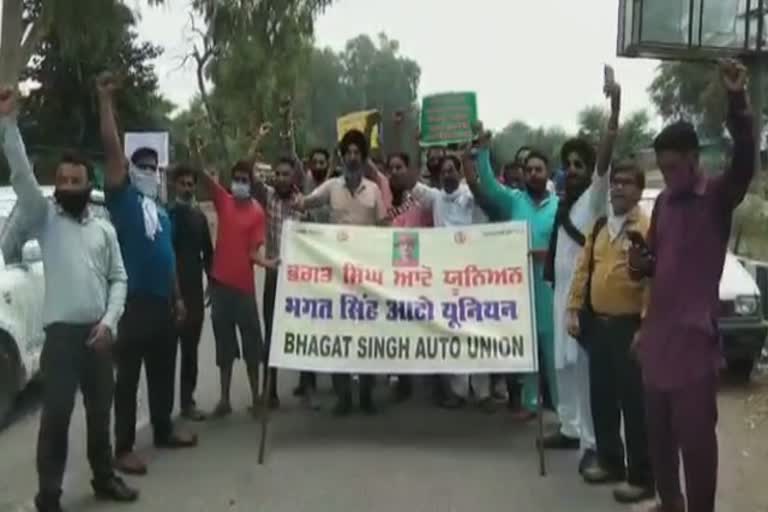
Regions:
[[135, 0, 662, 132]]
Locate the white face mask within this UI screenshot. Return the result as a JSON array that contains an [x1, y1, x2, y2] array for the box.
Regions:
[[231, 182, 251, 200], [130, 165, 160, 200]]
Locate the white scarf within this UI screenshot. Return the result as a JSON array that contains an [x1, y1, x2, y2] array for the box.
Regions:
[[130, 166, 162, 240]]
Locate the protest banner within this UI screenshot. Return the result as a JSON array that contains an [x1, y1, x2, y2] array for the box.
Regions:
[[420, 92, 478, 147], [268, 220, 537, 374], [337, 110, 381, 149], [260, 220, 546, 475]]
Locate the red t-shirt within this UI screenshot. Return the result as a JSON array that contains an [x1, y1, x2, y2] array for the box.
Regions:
[[210, 181, 266, 294]]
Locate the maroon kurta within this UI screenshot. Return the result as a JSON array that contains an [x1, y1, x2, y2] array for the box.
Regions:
[[638, 91, 755, 390], [638, 90, 754, 512]]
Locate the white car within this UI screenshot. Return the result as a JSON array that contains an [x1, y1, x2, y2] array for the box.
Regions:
[[0, 186, 107, 424], [641, 188, 768, 380]]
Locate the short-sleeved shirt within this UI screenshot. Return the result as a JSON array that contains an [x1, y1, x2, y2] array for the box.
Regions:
[[308, 176, 386, 226], [106, 180, 175, 300], [210, 181, 266, 294]]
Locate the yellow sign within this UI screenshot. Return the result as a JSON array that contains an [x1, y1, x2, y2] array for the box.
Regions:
[[337, 110, 381, 149]]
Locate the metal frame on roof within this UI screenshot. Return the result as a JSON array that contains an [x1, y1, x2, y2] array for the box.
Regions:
[[617, 0, 767, 61]]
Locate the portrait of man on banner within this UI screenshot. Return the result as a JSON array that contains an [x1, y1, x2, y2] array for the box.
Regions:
[[392, 232, 420, 267]]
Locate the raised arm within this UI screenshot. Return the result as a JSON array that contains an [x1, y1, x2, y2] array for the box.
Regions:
[[595, 78, 621, 178], [96, 73, 127, 189], [0, 88, 48, 228], [298, 178, 332, 210], [713, 59, 755, 209], [101, 223, 128, 335], [465, 145, 517, 215]]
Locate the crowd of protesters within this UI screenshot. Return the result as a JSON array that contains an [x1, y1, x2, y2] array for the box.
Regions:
[[0, 58, 751, 512]]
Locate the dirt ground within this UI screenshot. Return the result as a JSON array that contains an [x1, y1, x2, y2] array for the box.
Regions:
[[717, 369, 768, 512]]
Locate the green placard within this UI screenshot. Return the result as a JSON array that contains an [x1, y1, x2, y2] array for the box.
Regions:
[[420, 92, 478, 147]]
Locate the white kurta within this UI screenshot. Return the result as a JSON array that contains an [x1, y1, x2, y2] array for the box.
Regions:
[[552, 171, 610, 369]]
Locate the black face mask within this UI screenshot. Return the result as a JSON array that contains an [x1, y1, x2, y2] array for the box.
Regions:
[[55, 188, 91, 218]]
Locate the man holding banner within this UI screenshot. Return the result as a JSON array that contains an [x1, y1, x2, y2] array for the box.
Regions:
[[296, 129, 388, 415], [408, 155, 493, 410], [465, 136, 558, 420]]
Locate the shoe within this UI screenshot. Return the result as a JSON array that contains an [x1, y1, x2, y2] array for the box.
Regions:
[[332, 398, 352, 417], [181, 406, 207, 422], [582, 463, 626, 484], [268, 395, 280, 410], [155, 430, 198, 449], [211, 401, 232, 418], [34, 492, 63, 512], [292, 385, 307, 397], [578, 449, 598, 475], [541, 432, 580, 450], [113, 452, 147, 476], [613, 482, 655, 504], [478, 397, 497, 414], [92, 475, 139, 502]]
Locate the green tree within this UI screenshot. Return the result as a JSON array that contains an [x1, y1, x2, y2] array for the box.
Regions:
[[179, 0, 334, 165], [0, 0, 165, 84], [6, 3, 172, 184], [301, 33, 421, 155], [491, 121, 570, 168], [577, 106, 656, 160]]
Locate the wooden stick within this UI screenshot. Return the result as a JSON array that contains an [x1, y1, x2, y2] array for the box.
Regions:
[[257, 365, 272, 465]]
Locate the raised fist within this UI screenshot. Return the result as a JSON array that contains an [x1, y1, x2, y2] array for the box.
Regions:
[[96, 71, 119, 97]]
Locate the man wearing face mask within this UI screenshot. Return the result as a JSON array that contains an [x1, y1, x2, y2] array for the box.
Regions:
[[295, 129, 387, 416], [0, 88, 137, 511], [197, 160, 277, 418], [98, 73, 197, 477], [541, 79, 620, 475], [629, 59, 753, 512], [261, 156, 305, 409], [169, 165, 213, 421]]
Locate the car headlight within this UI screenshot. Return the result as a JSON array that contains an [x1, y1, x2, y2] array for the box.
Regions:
[[735, 296, 759, 316]]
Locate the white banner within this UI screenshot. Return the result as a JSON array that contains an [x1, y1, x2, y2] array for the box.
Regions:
[[268, 221, 538, 374]]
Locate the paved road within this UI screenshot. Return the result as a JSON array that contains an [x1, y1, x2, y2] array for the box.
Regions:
[[1, 292, 766, 511]]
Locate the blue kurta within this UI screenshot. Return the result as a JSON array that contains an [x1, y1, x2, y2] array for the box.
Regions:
[[474, 149, 557, 334]]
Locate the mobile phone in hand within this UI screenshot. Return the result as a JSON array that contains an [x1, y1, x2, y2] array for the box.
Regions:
[[604, 64, 615, 89]]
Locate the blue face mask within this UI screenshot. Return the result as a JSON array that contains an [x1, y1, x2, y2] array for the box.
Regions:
[[231, 182, 251, 199]]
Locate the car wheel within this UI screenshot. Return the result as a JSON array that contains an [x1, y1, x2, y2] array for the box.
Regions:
[[726, 358, 755, 382], [0, 339, 20, 427]]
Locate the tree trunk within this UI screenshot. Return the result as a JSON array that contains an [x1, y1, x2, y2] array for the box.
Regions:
[[0, 0, 24, 85], [194, 50, 229, 165]]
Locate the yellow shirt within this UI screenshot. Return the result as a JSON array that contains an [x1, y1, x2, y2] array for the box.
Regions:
[[567, 205, 650, 316]]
